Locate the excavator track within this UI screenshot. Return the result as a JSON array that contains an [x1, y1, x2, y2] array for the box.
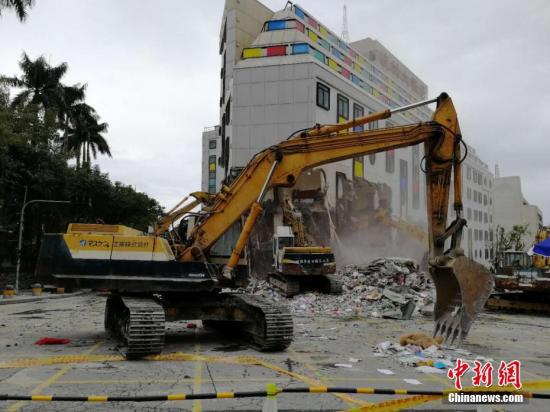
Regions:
[[105, 295, 165, 359], [324, 274, 343, 294], [229, 293, 293, 351], [268, 273, 300, 297]]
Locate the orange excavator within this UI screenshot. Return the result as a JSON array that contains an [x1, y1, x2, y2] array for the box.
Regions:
[[37, 93, 493, 357]]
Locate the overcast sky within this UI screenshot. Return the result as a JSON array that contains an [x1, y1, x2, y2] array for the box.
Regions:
[[1, 0, 549, 223]]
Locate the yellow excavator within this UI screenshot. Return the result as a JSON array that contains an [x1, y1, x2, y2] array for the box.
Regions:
[[268, 196, 341, 297], [37, 93, 493, 357]]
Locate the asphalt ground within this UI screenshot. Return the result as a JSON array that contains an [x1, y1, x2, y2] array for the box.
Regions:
[[0, 293, 549, 411]]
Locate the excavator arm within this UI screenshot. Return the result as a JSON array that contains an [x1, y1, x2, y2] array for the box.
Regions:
[[180, 92, 492, 343]]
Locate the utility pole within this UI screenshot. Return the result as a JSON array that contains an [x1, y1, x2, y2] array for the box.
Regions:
[[15, 191, 70, 292], [341, 4, 350, 42]]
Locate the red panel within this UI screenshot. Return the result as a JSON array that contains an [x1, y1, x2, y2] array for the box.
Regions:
[[306, 16, 318, 28], [344, 55, 352, 66], [266, 45, 287, 56], [341, 68, 350, 79], [296, 20, 305, 32]]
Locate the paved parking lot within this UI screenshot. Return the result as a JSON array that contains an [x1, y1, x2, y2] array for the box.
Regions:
[[0, 293, 549, 411]]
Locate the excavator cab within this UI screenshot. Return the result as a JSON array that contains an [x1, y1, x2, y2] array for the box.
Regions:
[[272, 226, 296, 273]]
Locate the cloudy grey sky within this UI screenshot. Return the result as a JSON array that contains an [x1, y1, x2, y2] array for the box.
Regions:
[[1, 0, 549, 223]]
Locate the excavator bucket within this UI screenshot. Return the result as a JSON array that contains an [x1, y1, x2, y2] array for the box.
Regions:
[[430, 252, 494, 346]]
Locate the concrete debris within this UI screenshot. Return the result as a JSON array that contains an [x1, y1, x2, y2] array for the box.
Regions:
[[248, 257, 434, 318]]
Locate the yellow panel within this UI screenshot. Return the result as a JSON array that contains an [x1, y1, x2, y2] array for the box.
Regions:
[[307, 29, 318, 42], [319, 26, 328, 37], [354, 62, 361, 72], [209, 163, 216, 171], [328, 58, 339, 71], [354, 158, 364, 178], [242, 48, 263, 58]]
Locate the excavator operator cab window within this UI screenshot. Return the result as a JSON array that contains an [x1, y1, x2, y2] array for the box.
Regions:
[[273, 236, 295, 257]]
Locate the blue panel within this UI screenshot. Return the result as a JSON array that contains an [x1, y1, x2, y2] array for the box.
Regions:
[[332, 48, 342, 60], [267, 20, 287, 31], [292, 43, 309, 55], [351, 74, 361, 85], [294, 6, 305, 19]]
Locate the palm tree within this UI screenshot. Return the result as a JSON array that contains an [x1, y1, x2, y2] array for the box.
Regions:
[[0, 53, 67, 116], [67, 103, 111, 168], [0, 0, 34, 21]]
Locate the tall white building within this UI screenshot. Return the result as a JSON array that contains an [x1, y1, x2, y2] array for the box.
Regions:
[[202, 0, 496, 265], [493, 176, 543, 251]]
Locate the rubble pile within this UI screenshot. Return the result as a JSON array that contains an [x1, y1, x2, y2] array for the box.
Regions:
[[249, 257, 435, 318]]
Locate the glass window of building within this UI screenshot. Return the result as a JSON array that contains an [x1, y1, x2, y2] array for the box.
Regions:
[[208, 155, 217, 193], [337, 94, 349, 120], [316, 82, 330, 110], [467, 166, 471, 180], [209, 139, 216, 149], [467, 208, 472, 219]]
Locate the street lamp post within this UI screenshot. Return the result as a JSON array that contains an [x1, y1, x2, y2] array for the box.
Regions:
[[15, 193, 70, 292]]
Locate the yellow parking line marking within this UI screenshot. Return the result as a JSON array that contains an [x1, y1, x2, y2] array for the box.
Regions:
[[192, 343, 202, 412], [7, 341, 102, 412]]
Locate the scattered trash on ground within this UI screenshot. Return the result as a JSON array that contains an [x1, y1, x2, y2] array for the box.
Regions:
[[374, 336, 492, 376], [249, 257, 434, 318], [35, 337, 71, 345], [377, 368, 395, 375]]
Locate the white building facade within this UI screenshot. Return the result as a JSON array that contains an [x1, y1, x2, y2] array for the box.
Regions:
[[493, 176, 543, 251]]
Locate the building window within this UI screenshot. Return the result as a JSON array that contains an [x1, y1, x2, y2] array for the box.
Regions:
[[484, 213, 488, 223], [353, 104, 364, 131], [485, 249, 489, 259], [483, 194, 487, 205], [467, 188, 471, 200], [316, 82, 330, 110], [474, 210, 478, 221], [386, 150, 395, 173], [485, 230, 489, 241], [337, 94, 349, 120], [225, 98, 231, 125], [209, 139, 216, 149], [208, 155, 216, 193], [467, 208, 472, 219], [467, 167, 471, 180]]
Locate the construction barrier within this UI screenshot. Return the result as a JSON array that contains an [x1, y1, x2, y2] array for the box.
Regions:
[[1, 385, 549, 402]]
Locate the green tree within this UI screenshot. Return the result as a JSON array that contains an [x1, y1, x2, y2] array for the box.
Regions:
[[0, 53, 67, 117], [1, 53, 111, 165], [66, 103, 111, 167], [0, 0, 34, 21]]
